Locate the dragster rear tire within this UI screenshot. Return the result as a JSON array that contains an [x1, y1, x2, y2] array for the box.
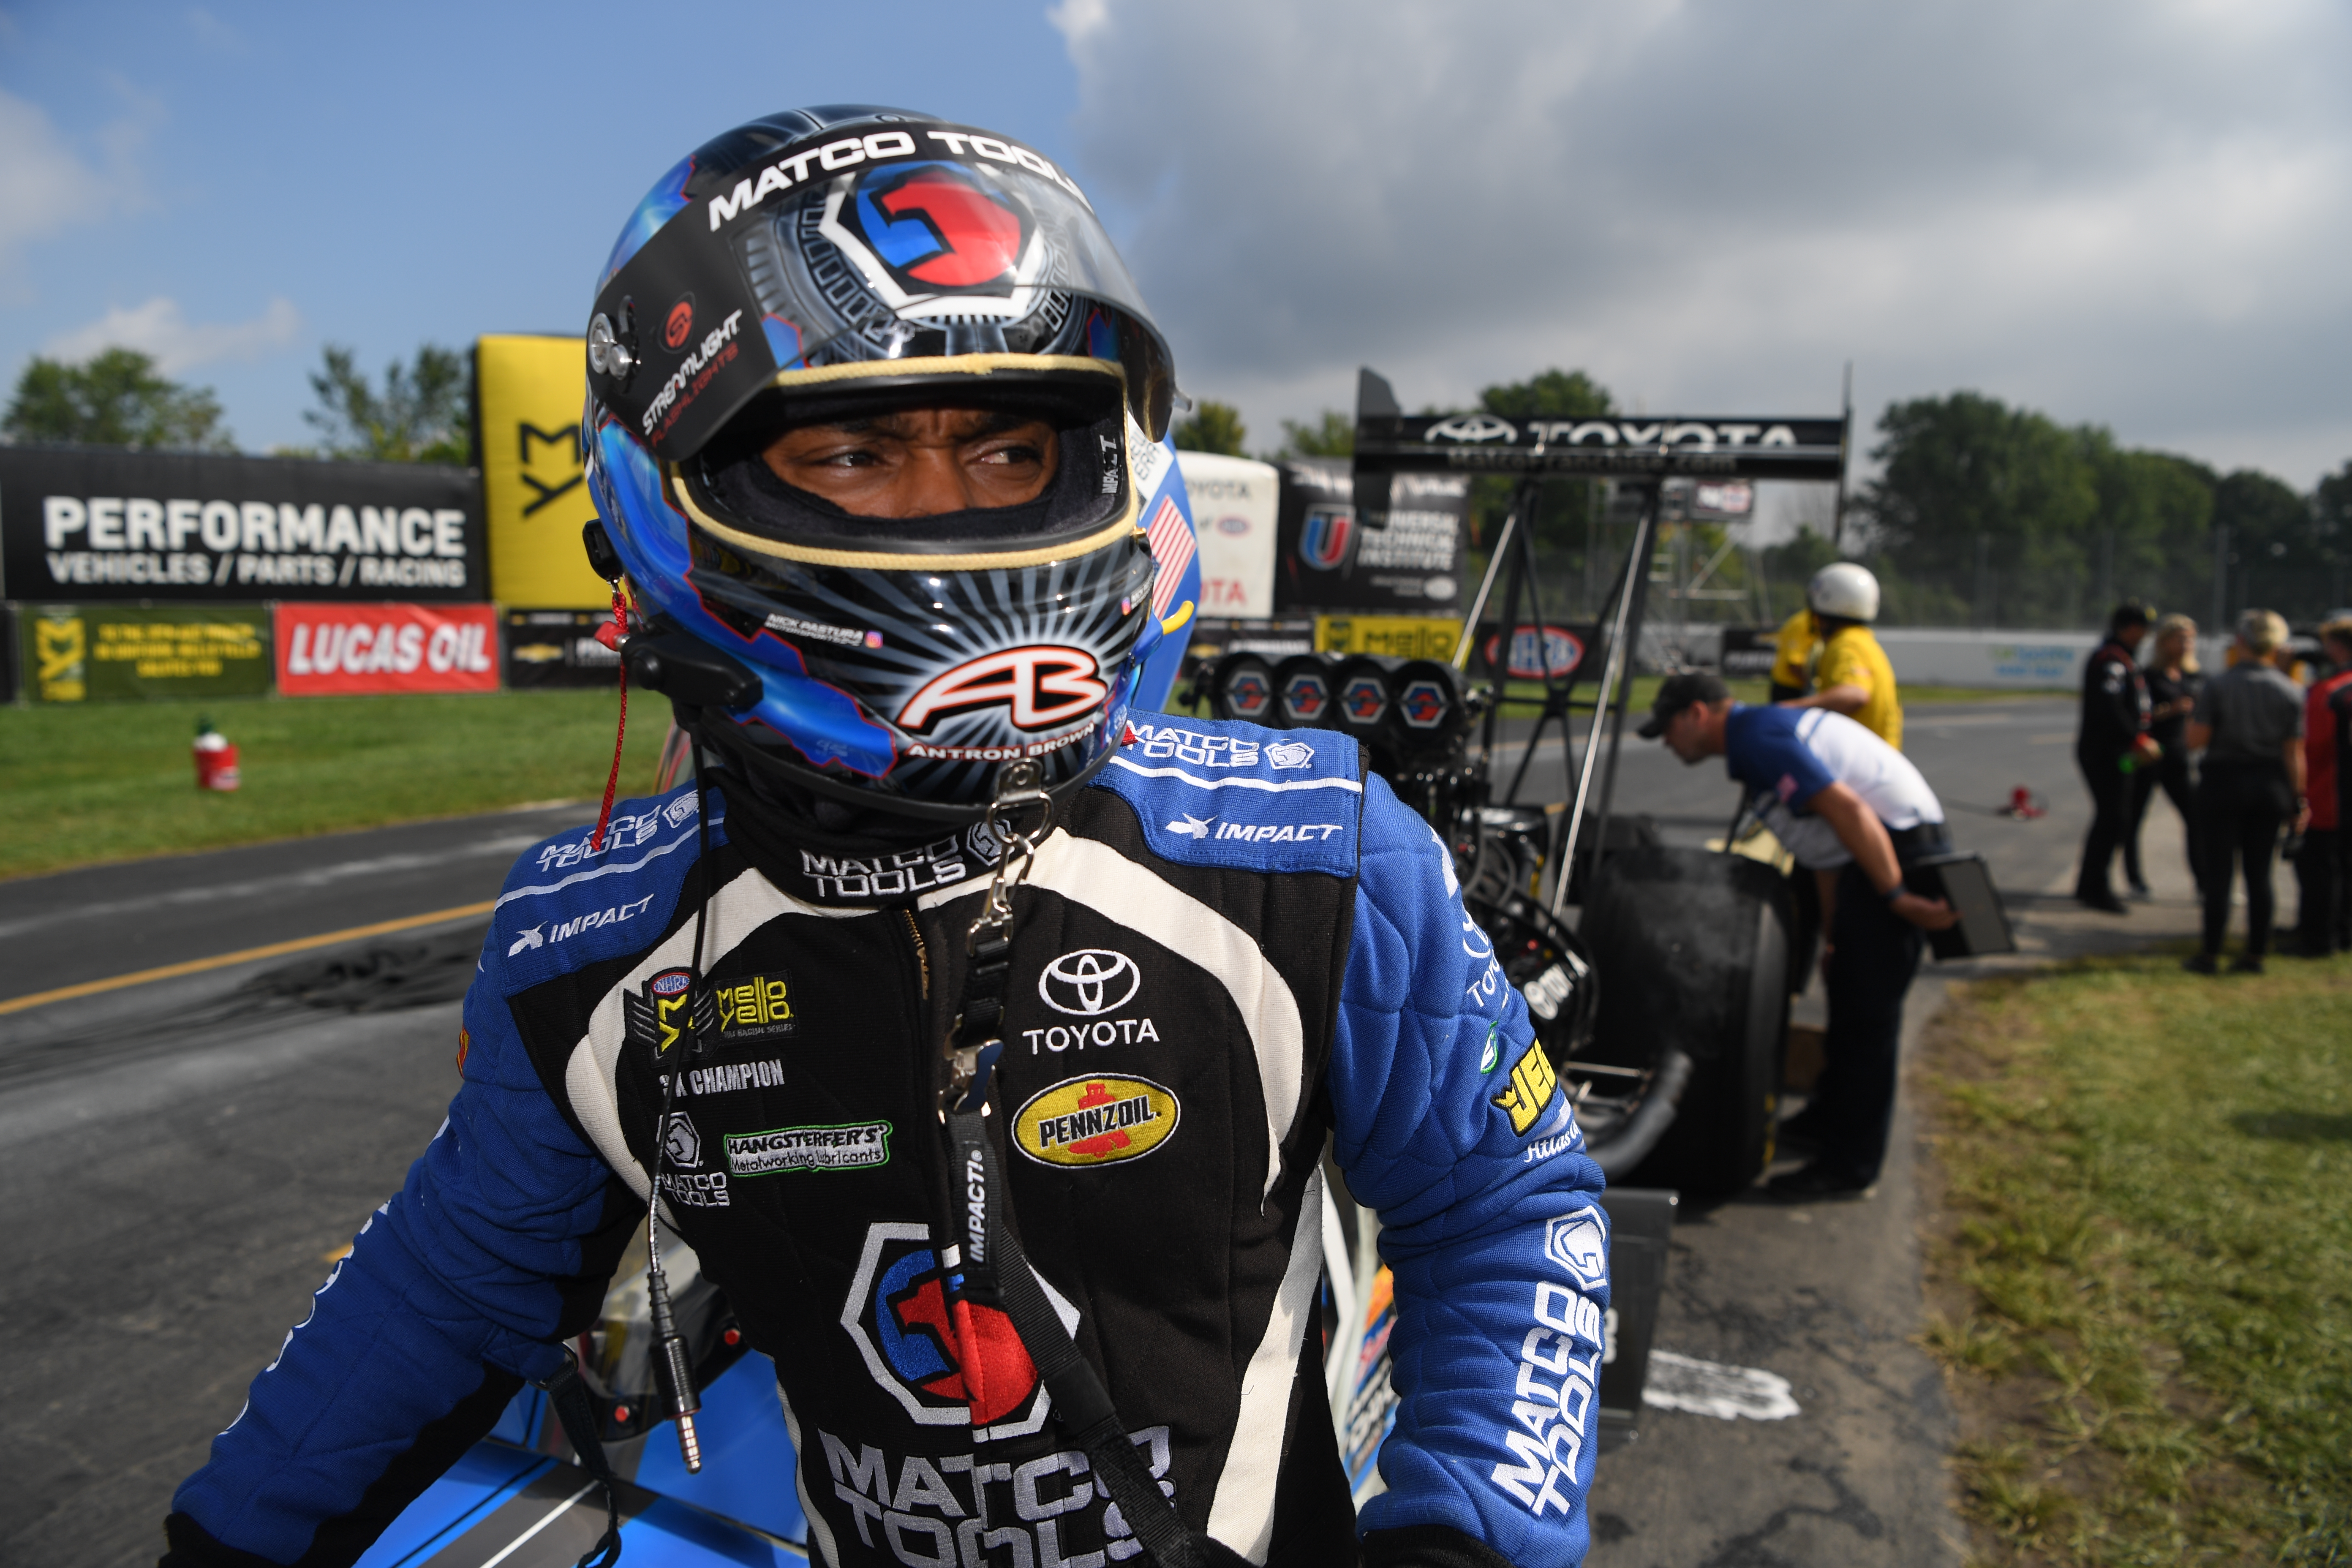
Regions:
[[1580, 846, 1794, 1197]]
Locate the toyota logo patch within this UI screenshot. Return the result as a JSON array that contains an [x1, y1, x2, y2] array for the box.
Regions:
[[1038, 949, 1140, 1016]]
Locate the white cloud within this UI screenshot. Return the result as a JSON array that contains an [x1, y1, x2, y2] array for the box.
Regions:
[[0, 90, 110, 267], [1059, 0, 2352, 486], [43, 296, 303, 375]]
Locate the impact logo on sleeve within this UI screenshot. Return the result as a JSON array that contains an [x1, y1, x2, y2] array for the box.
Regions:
[[1492, 1043, 1560, 1135], [716, 971, 795, 1039], [1013, 1075, 1179, 1168], [623, 968, 705, 1056]]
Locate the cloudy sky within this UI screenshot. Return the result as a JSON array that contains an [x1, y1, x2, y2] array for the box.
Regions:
[[3, 0, 2346, 490]]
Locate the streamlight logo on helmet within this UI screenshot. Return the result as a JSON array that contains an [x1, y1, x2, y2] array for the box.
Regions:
[[822, 161, 1047, 320], [840, 1220, 1076, 1438], [662, 295, 694, 351], [897, 646, 1109, 734], [1299, 504, 1353, 570]]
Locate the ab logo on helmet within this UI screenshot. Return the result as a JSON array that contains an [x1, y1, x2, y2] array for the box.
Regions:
[[898, 645, 1109, 733]]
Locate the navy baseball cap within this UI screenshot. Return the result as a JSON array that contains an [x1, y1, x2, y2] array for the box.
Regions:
[[1636, 671, 1729, 738]]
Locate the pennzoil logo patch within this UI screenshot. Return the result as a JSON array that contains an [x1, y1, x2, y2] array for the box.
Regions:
[[716, 971, 795, 1039], [1013, 1075, 1180, 1168], [1492, 1043, 1559, 1136]]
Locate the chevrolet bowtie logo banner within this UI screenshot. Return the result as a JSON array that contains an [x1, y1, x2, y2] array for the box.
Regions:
[[475, 334, 612, 610]]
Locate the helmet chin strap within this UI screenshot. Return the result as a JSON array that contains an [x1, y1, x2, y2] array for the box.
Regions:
[[683, 705, 1124, 830]]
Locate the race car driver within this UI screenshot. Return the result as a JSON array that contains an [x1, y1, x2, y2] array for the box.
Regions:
[[162, 109, 1609, 1568], [1643, 672, 1957, 1199]]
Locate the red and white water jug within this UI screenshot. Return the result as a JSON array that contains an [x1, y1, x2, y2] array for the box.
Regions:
[[194, 719, 241, 792]]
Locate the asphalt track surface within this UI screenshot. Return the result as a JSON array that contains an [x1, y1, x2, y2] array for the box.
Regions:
[[0, 701, 2131, 1567]]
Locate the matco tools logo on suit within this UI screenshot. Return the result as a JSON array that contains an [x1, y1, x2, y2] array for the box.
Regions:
[[842, 1222, 1076, 1440], [1013, 1075, 1180, 1168], [1544, 1206, 1609, 1289]]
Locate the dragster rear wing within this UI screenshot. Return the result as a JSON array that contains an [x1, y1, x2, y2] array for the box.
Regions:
[[1349, 368, 1847, 525]]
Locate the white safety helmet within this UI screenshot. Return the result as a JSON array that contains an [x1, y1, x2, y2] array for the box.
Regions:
[[1807, 561, 1880, 623]]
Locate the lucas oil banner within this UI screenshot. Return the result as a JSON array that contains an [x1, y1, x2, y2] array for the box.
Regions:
[[0, 447, 483, 604], [19, 602, 271, 703], [475, 335, 613, 610], [1274, 457, 1467, 615], [273, 602, 500, 697]]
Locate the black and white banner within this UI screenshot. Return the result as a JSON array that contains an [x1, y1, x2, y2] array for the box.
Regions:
[[0, 447, 486, 604]]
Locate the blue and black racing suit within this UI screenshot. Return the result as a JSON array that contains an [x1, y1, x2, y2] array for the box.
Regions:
[[166, 718, 1609, 1567]]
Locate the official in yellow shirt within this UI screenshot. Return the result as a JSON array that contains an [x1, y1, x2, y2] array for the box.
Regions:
[[1768, 607, 1818, 703], [1780, 562, 1903, 749]]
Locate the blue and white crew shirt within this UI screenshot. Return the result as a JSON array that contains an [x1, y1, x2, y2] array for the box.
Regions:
[[1723, 705, 1943, 870]]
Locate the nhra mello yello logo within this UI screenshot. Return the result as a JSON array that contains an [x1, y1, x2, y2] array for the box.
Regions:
[[716, 971, 794, 1040], [1014, 1075, 1180, 1168], [622, 968, 703, 1056], [1492, 1043, 1559, 1136]]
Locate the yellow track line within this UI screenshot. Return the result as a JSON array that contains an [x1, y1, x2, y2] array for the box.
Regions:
[[0, 901, 497, 1017]]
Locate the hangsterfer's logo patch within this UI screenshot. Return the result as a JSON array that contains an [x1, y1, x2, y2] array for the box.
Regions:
[[1492, 1043, 1558, 1136], [1014, 1075, 1180, 1168]]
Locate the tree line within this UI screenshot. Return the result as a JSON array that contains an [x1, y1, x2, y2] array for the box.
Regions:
[[1180, 379, 2352, 629], [10, 342, 2344, 629], [2, 343, 469, 464]]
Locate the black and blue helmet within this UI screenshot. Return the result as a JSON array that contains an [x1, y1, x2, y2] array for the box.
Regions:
[[583, 106, 1193, 818]]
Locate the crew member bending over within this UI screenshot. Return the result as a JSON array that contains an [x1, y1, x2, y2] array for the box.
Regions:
[[1645, 672, 1956, 1200]]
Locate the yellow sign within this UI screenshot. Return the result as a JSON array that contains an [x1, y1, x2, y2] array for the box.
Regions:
[[35, 614, 85, 702], [1315, 614, 1461, 659], [1013, 1074, 1181, 1168], [1492, 1043, 1559, 1135], [477, 334, 609, 608]]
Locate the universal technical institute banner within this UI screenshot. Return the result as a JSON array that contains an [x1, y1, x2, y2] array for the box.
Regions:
[[0, 447, 485, 604]]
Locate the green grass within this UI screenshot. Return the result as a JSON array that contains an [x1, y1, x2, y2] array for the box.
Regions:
[[1921, 952, 2352, 1565], [0, 690, 669, 881]]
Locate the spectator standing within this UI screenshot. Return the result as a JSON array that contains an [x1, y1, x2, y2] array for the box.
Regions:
[[1644, 673, 1957, 1199], [1768, 605, 1818, 703], [2185, 609, 2307, 973], [2289, 618, 2352, 953], [1780, 563, 1903, 748], [2124, 613, 2204, 899], [2074, 603, 2158, 912]]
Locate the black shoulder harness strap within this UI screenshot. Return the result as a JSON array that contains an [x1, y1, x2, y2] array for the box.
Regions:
[[939, 762, 1253, 1568]]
